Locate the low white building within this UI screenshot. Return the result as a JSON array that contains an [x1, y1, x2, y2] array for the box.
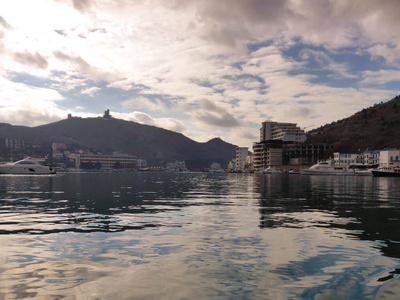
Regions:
[[379, 149, 400, 168], [333, 152, 360, 165], [76, 154, 136, 169], [358, 148, 380, 166]]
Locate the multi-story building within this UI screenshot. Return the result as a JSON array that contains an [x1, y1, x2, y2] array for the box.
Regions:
[[333, 152, 360, 165], [379, 149, 400, 168], [260, 121, 306, 143], [235, 147, 248, 171], [5, 138, 24, 149], [253, 140, 283, 170], [252, 120, 307, 170], [283, 144, 330, 165], [76, 154, 136, 169], [357, 148, 380, 167]]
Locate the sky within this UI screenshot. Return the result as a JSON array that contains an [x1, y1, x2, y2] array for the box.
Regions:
[[0, 0, 399, 147]]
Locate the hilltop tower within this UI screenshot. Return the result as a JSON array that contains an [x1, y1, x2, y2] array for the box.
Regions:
[[103, 109, 111, 119]]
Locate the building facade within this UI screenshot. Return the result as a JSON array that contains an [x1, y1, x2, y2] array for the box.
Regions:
[[357, 148, 380, 167], [260, 121, 307, 143], [333, 152, 360, 165], [283, 144, 330, 165], [379, 149, 400, 168], [76, 154, 136, 169], [253, 141, 283, 170], [235, 147, 248, 171], [5, 138, 24, 149]]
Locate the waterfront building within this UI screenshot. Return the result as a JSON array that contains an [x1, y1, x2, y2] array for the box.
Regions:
[[357, 148, 380, 167], [283, 144, 330, 165], [253, 120, 307, 170], [333, 152, 360, 165], [260, 121, 306, 143], [245, 153, 253, 171], [253, 140, 283, 170], [136, 159, 148, 169], [166, 160, 187, 172], [228, 159, 236, 172], [235, 147, 248, 171], [378, 149, 400, 168], [210, 162, 221, 172], [76, 154, 136, 169]]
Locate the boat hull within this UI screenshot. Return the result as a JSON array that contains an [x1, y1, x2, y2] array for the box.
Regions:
[[0, 166, 55, 174], [0, 159, 56, 175], [300, 169, 355, 175], [372, 170, 400, 177]]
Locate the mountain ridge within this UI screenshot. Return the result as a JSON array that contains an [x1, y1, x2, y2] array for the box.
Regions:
[[0, 117, 237, 170], [307, 95, 400, 155]]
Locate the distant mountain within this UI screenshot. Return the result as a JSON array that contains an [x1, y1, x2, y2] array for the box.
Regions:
[[0, 117, 237, 170], [307, 95, 400, 155]]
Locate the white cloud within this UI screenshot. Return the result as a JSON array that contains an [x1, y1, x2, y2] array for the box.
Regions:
[[367, 44, 400, 65], [80, 86, 101, 97], [0, 78, 65, 126], [112, 111, 186, 133], [122, 96, 167, 112], [0, 0, 400, 146]]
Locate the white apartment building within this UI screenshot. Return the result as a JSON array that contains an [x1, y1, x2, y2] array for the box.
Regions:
[[333, 152, 360, 165], [358, 149, 380, 166], [379, 149, 400, 168], [235, 147, 248, 171], [260, 121, 307, 143]]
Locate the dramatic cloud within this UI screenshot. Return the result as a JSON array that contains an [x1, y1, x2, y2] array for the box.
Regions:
[[194, 99, 241, 128], [0, 0, 399, 146], [13, 51, 48, 69]]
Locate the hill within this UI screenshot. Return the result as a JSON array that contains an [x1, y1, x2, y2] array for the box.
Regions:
[[0, 117, 237, 170], [307, 95, 400, 155]]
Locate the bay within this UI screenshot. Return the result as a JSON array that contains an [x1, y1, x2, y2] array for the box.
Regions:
[[1, 172, 400, 299]]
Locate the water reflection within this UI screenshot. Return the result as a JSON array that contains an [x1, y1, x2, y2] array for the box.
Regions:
[[257, 174, 400, 281], [0, 172, 239, 234], [1, 172, 400, 298]]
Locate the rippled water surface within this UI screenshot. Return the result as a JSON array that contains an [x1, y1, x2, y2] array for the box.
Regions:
[[1, 172, 400, 299]]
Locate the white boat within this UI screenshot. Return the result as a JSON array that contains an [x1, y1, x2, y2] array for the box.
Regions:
[[300, 161, 355, 175], [0, 158, 56, 174], [263, 166, 282, 174], [354, 169, 374, 176]]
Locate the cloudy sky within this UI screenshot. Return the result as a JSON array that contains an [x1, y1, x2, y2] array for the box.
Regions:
[[0, 0, 399, 147]]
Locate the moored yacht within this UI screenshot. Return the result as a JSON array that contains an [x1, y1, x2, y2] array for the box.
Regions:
[[372, 167, 400, 177], [263, 166, 282, 174], [300, 161, 355, 175], [0, 158, 55, 174]]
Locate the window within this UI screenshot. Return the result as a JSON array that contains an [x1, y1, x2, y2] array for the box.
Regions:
[[16, 161, 35, 165]]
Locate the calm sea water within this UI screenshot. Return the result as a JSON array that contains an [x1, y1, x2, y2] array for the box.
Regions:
[[1, 172, 400, 299]]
